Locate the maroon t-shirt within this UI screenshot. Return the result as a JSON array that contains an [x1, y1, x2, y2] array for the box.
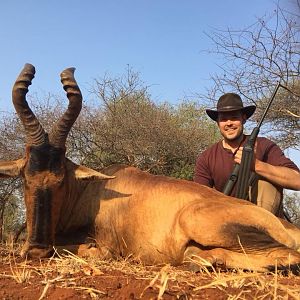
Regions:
[[194, 136, 299, 196]]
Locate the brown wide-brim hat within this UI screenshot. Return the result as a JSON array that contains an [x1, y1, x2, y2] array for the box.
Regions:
[[206, 93, 256, 121]]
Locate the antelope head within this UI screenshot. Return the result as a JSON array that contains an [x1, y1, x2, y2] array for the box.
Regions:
[[0, 64, 112, 258]]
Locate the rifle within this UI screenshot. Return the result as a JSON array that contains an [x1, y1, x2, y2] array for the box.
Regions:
[[223, 83, 282, 200]]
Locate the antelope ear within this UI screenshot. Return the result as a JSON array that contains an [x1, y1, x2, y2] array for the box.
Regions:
[[66, 160, 115, 181], [0, 159, 26, 178]]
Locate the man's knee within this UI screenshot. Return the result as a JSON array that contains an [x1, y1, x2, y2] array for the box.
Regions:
[[251, 179, 283, 216]]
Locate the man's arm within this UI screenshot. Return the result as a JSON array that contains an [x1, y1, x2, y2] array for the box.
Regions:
[[254, 161, 300, 190], [234, 146, 300, 191]]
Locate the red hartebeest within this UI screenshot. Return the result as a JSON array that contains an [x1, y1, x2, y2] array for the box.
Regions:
[[1, 64, 300, 273]]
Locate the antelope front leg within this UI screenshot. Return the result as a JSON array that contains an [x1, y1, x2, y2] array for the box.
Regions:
[[54, 243, 113, 259]]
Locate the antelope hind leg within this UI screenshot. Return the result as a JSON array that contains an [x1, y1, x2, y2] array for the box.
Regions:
[[179, 202, 300, 272], [184, 246, 300, 273], [278, 218, 300, 250]]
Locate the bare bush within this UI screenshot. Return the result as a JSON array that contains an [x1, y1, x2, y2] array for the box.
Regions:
[[202, 5, 300, 150], [0, 112, 25, 241], [284, 192, 300, 226]]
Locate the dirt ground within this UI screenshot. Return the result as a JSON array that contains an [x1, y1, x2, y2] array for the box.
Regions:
[[1, 246, 300, 300]]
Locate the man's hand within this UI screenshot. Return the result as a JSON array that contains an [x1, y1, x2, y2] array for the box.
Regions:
[[233, 147, 243, 165], [234, 145, 257, 171]]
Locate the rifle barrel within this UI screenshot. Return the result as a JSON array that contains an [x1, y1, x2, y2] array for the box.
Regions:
[[257, 82, 281, 128]]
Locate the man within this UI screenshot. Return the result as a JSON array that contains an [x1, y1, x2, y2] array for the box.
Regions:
[[194, 93, 300, 217]]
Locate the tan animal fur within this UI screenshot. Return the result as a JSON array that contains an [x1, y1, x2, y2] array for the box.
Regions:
[[1, 64, 300, 274]]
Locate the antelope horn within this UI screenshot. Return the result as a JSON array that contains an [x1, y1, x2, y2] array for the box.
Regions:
[[49, 67, 82, 148], [12, 64, 47, 146]]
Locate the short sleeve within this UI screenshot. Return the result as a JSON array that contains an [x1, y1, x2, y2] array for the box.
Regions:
[[258, 138, 299, 171], [194, 151, 214, 187]]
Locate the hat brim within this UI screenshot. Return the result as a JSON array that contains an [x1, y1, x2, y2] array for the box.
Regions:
[[206, 105, 256, 121]]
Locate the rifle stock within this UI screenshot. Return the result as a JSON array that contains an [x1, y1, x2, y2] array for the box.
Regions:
[[223, 164, 239, 195], [235, 127, 259, 199]]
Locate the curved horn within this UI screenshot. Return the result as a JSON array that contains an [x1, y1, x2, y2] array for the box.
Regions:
[[12, 64, 47, 146], [49, 67, 82, 147]]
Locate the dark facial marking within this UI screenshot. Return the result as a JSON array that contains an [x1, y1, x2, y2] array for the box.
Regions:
[[28, 143, 64, 175], [30, 188, 52, 246]]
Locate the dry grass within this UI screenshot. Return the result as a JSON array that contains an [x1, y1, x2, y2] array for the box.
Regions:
[[0, 243, 300, 299]]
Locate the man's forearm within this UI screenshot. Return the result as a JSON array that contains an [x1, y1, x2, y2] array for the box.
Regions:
[[255, 160, 300, 190]]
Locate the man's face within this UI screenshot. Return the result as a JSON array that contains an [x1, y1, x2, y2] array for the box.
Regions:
[[217, 110, 247, 142]]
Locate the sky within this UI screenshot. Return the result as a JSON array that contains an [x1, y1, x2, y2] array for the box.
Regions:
[[0, 0, 299, 170]]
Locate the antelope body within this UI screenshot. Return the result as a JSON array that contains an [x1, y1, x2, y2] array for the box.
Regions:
[[1, 64, 300, 273]]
